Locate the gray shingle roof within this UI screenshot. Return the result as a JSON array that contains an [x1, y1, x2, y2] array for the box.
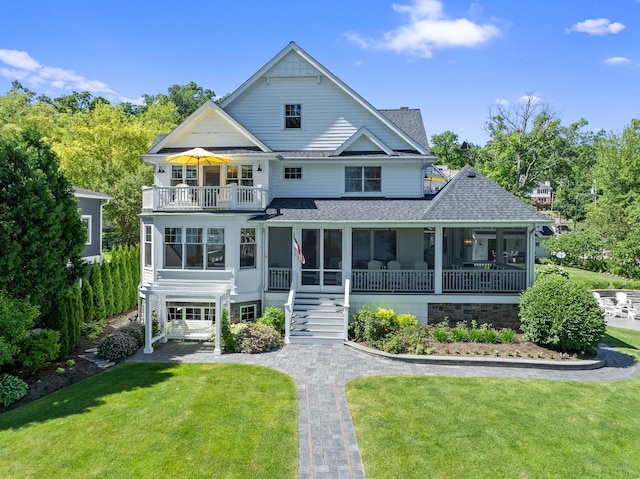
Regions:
[[379, 108, 430, 151], [260, 165, 548, 224], [423, 165, 549, 222]]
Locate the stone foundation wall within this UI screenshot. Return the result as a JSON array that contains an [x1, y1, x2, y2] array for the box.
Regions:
[[428, 303, 520, 330]]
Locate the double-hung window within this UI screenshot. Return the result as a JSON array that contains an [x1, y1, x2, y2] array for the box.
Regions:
[[284, 167, 302, 180], [226, 165, 254, 186], [144, 225, 152, 267], [207, 228, 225, 269], [165, 227, 183, 268], [345, 166, 381, 193], [81, 215, 91, 245], [185, 228, 204, 269], [171, 165, 198, 186], [240, 228, 256, 268], [285, 104, 301, 129]]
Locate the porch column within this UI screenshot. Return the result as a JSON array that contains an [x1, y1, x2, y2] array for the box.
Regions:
[[343, 226, 352, 285], [434, 226, 443, 294], [214, 294, 222, 355], [526, 226, 536, 288], [143, 290, 153, 354]]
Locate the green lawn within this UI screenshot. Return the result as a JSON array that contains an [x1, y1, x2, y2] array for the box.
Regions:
[[536, 265, 640, 289], [346, 326, 640, 479], [0, 363, 298, 479]]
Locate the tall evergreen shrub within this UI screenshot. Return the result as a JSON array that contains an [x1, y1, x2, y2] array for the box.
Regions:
[[89, 262, 107, 321], [102, 261, 115, 316]]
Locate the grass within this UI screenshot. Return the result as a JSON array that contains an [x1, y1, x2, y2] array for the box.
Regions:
[[0, 363, 297, 479], [536, 265, 640, 289], [346, 326, 640, 479]]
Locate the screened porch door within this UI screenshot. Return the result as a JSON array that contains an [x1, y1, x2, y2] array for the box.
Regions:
[[299, 228, 343, 292]]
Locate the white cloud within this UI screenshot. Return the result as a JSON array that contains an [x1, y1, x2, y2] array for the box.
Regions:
[[494, 98, 509, 106], [0, 48, 115, 94], [565, 18, 625, 36], [517, 95, 543, 104], [603, 56, 631, 65], [119, 96, 144, 105], [345, 0, 501, 58]]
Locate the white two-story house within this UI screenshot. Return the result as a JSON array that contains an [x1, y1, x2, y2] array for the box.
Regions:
[[139, 42, 549, 353]]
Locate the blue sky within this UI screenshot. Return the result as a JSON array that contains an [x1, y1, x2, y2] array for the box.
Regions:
[[1, 0, 638, 145]]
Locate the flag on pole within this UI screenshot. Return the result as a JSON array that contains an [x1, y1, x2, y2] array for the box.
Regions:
[[293, 236, 305, 264]]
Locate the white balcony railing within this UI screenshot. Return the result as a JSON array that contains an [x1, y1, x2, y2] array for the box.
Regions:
[[442, 269, 526, 293], [142, 184, 267, 211]]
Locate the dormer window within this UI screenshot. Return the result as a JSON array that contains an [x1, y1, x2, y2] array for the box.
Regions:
[[285, 104, 301, 129]]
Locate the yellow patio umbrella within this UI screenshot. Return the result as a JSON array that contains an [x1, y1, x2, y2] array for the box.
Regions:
[[166, 147, 230, 165], [424, 176, 446, 181]]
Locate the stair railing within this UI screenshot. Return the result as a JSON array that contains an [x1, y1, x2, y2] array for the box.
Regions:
[[343, 277, 351, 341], [284, 271, 297, 344]]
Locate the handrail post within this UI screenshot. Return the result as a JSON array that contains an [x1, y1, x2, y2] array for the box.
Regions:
[[343, 278, 351, 341], [284, 270, 297, 344], [231, 183, 238, 210]]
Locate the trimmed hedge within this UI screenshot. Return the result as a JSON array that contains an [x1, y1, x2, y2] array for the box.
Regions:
[[520, 275, 606, 352]]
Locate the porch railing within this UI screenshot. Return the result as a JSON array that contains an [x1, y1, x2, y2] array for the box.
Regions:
[[284, 271, 297, 345], [269, 268, 291, 290], [267, 268, 526, 293], [142, 184, 267, 211], [442, 269, 526, 293], [351, 269, 434, 292]]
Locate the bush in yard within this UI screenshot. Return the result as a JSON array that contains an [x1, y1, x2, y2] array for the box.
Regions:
[[97, 330, 139, 361], [0, 373, 28, 407], [0, 292, 40, 368], [231, 322, 283, 354], [119, 322, 145, 348], [536, 264, 569, 279], [257, 306, 285, 334], [397, 313, 417, 328], [221, 310, 237, 353], [520, 275, 606, 352], [16, 329, 61, 374]]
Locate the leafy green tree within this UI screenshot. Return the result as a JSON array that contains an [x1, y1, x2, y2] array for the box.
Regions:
[[429, 131, 475, 169], [481, 97, 579, 198], [142, 81, 215, 122], [0, 129, 86, 319]]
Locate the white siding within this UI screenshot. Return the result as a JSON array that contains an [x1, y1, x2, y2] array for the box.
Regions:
[[270, 161, 424, 198], [165, 110, 255, 149], [225, 75, 416, 152]]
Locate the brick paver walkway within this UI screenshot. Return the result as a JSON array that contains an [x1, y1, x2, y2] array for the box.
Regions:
[[127, 340, 639, 479]]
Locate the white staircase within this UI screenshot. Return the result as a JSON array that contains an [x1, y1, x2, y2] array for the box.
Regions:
[[289, 293, 346, 345]]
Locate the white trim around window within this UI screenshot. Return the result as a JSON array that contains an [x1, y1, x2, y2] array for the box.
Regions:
[[81, 215, 92, 245]]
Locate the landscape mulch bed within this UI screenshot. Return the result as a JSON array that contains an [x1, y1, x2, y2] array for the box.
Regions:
[[1, 309, 137, 413], [3, 314, 594, 413]]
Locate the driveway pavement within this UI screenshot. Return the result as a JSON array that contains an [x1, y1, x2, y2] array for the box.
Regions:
[[127, 328, 639, 479]]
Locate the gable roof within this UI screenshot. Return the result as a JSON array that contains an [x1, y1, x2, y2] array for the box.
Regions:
[[330, 127, 396, 157], [220, 42, 431, 156], [73, 187, 113, 200], [146, 100, 271, 155]]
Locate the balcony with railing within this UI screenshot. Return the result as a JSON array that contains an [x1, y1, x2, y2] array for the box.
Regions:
[[142, 184, 268, 211]]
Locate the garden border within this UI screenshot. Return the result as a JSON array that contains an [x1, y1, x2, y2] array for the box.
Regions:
[[345, 341, 608, 370]]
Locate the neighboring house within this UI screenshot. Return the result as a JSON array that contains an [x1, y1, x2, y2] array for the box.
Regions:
[[73, 187, 112, 264], [534, 225, 554, 260], [138, 42, 549, 353], [528, 181, 553, 210]]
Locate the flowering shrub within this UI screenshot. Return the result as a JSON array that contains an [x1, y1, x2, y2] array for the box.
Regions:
[[97, 330, 139, 361], [0, 373, 28, 407], [231, 323, 283, 354], [119, 322, 145, 348], [397, 313, 417, 328]]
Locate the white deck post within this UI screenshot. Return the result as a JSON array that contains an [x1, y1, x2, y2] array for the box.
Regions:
[[214, 294, 222, 355], [434, 227, 443, 294], [143, 290, 153, 354]]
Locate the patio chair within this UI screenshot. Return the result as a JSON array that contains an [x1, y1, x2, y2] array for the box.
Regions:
[[628, 303, 640, 321], [387, 260, 402, 290], [616, 292, 631, 313], [367, 260, 382, 270], [599, 297, 619, 318]]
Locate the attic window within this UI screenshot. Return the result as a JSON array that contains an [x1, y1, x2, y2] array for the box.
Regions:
[[285, 104, 301, 129]]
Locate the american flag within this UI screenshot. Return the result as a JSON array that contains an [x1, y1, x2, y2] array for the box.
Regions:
[[293, 237, 306, 264]]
